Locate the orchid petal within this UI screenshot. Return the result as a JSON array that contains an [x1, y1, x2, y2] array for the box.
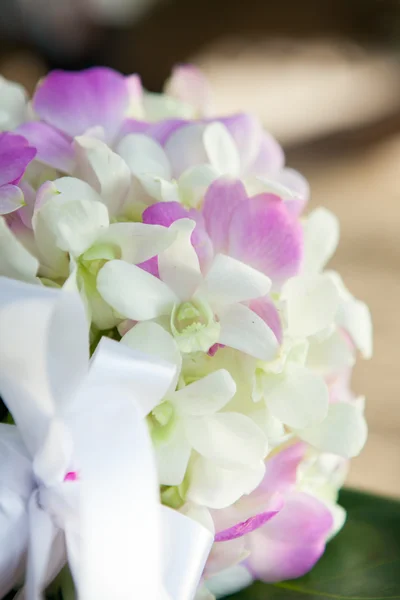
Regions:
[[121, 322, 182, 398], [0, 132, 36, 186], [165, 65, 213, 116], [154, 420, 191, 486], [0, 218, 38, 282], [172, 370, 236, 416], [299, 402, 368, 458], [74, 135, 131, 217], [203, 123, 240, 176], [158, 219, 202, 300], [164, 123, 208, 178], [197, 254, 271, 308], [248, 491, 333, 582], [97, 260, 178, 320], [98, 221, 176, 264], [33, 67, 129, 142], [0, 184, 25, 215], [117, 133, 171, 181], [283, 274, 339, 338], [263, 363, 329, 430], [228, 194, 303, 286], [187, 455, 265, 509], [202, 177, 247, 253], [17, 121, 74, 172], [303, 208, 340, 273], [185, 412, 268, 468], [219, 303, 278, 361], [0, 75, 27, 131]]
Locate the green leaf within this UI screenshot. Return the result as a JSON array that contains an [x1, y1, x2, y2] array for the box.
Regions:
[[227, 489, 400, 599]]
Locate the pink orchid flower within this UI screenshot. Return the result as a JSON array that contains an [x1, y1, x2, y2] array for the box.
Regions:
[[206, 443, 333, 590]]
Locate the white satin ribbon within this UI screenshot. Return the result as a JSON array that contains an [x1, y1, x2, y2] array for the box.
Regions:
[[0, 277, 213, 600]]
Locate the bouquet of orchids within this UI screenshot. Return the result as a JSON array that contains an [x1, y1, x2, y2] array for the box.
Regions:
[[0, 65, 372, 600]]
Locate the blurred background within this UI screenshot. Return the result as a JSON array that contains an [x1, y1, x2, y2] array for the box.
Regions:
[[1, 0, 399, 497]]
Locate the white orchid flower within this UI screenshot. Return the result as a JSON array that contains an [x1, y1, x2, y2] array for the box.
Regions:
[[98, 218, 278, 360], [33, 176, 176, 328], [0, 277, 213, 600], [121, 322, 268, 508]]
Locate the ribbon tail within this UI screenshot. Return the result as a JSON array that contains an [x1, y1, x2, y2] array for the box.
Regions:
[[26, 491, 64, 600], [162, 506, 214, 600]]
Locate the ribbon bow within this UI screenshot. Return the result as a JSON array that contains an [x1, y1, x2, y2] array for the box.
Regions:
[[0, 277, 213, 600]]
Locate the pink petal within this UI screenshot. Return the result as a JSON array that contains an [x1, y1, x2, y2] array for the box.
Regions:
[[202, 177, 247, 253], [143, 202, 213, 271], [17, 121, 74, 172], [215, 494, 284, 542], [249, 132, 285, 175], [257, 443, 307, 497], [247, 491, 333, 582], [248, 296, 282, 344], [137, 256, 160, 278], [228, 193, 303, 286], [33, 67, 129, 142], [167, 65, 213, 116], [0, 132, 36, 186], [148, 119, 188, 145]]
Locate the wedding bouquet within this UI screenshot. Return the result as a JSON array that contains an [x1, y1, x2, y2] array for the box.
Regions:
[[0, 65, 372, 600]]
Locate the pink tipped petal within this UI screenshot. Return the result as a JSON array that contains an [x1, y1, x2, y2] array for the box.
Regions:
[[228, 194, 303, 286], [0, 185, 24, 215], [17, 121, 74, 172], [247, 491, 333, 583], [202, 177, 247, 253], [257, 443, 307, 497], [166, 65, 213, 116], [143, 202, 213, 271], [218, 114, 262, 174], [0, 132, 36, 186], [248, 296, 283, 344], [143, 201, 188, 227], [250, 132, 285, 175], [148, 119, 188, 146], [33, 67, 129, 141], [215, 509, 280, 542]]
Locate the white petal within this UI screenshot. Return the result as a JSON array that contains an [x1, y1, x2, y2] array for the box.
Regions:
[[97, 260, 178, 320], [117, 133, 171, 180], [0, 75, 27, 130], [97, 221, 176, 264], [158, 219, 202, 300], [171, 370, 236, 416], [185, 412, 268, 468], [34, 178, 109, 257], [0, 184, 24, 215], [219, 303, 278, 361], [0, 217, 38, 282], [198, 254, 271, 308], [74, 136, 131, 217], [32, 419, 72, 486], [299, 402, 368, 458], [164, 123, 208, 178], [203, 123, 240, 177], [263, 363, 329, 430], [282, 274, 339, 338], [154, 420, 191, 486], [178, 164, 219, 208], [303, 208, 340, 273], [337, 296, 373, 360], [187, 455, 265, 509], [121, 322, 182, 396], [307, 329, 355, 374]]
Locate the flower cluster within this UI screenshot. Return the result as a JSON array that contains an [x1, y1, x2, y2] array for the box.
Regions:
[[0, 65, 372, 599]]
